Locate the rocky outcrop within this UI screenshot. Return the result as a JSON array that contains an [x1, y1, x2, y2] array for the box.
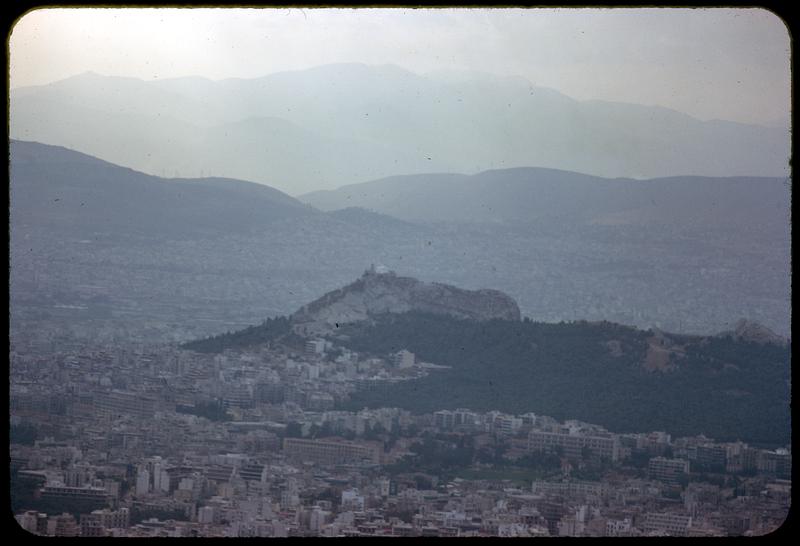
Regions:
[[292, 266, 521, 335], [717, 319, 788, 346]]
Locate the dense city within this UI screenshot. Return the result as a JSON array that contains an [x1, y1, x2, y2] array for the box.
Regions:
[[10, 324, 790, 537], [9, 218, 791, 347], [8, 7, 792, 540]]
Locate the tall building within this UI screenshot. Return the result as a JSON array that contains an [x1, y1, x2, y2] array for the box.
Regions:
[[197, 505, 216, 524], [434, 410, 455, 430], [80, 508, 130, 536], [606, 518, 633, 537], [694, 444, 727, 470], [309, 506, 330, 533], [50, 513, 80, 537], [135, 469, 151, 496], [305, 339, 326, 357], [494, 415, 523, 436], [15, 511, 48, 535], [94, 389, 156, 419], [756, 449, 791, 479], [648, 457, 690, 485], [40, 483, 110, 511], [392, 350, 415, 369], [64, 466, 89, 487], [531, 480, 608, 500], [341, 489, 365, 511], [97, 507, 130, 529], [528, 429, 620, 461], [454, 408, 478, 428]]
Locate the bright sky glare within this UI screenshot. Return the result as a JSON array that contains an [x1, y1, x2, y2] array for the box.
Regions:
[[8, 7, 791, 126]]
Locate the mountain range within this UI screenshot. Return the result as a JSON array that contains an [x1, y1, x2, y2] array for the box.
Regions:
[[10, 63, 790, 195], [301, 168, 790, 232], [9, 140, 791, 341]]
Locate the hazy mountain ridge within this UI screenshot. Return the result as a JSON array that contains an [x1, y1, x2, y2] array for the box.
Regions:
[[302, 168, 791, 232], [10, 140, 316, 238], [11, 63, 790, 195], [10, 141, 790, 341]]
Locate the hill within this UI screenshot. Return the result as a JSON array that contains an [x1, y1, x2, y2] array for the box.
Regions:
[[10, 139, 316, 239], [181, 269, 521, 351], [179, 267, 790, 445], [292, 266, 521, 335], [338, 312, 791, 446], [9, 141, 451, 341], [9, 142, 790, 342], [301, 167, 791, 233]]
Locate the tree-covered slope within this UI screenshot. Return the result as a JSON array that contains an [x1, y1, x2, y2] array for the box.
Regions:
[[180, 316, 295, 353], [339, 312, 790, 445]]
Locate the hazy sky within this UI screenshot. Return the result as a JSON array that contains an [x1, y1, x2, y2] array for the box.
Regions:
[[9, 7, 791, 126]]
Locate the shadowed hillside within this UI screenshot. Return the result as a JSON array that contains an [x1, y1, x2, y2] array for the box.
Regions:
[[338, 312, 791, 445], [10, 140, 316, 238]]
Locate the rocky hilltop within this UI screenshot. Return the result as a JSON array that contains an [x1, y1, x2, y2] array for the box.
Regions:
[[292, 266, 521, 335], [716, 319, 788, 346]]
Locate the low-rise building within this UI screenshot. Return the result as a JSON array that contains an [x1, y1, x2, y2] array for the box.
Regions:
[[283, 437, 382, 465]]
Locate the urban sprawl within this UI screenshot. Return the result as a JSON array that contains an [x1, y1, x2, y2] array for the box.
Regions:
[[10, 329, 790, 537]]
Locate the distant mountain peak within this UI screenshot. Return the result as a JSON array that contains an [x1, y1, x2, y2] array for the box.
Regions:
[[291, 269, 521, 336]]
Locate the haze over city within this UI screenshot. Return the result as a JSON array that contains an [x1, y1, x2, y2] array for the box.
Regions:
[[9, 7, 791, 539]]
